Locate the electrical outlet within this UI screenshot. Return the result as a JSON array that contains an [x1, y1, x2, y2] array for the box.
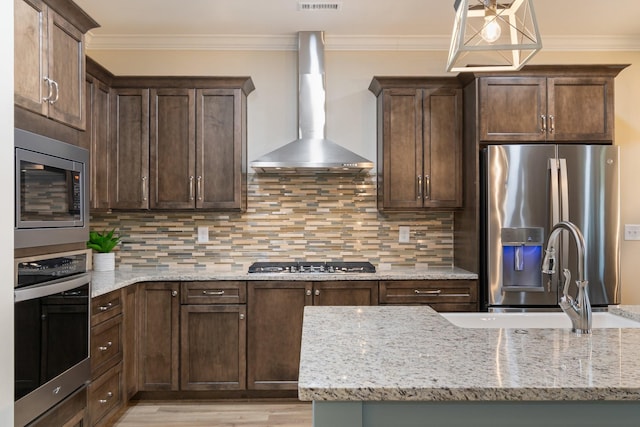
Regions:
[[399, 226, 410, 243], [197, 226, 209, 243], [624, 224, 640, 241]]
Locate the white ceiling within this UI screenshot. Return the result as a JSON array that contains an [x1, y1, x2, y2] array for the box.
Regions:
[[75, 0, 640, 51]]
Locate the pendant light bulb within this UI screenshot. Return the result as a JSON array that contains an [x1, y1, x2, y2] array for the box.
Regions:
[[481, 16, 501, 43]]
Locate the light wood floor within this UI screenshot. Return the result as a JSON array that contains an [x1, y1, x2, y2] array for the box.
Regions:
[[112, 401, 313, 427]]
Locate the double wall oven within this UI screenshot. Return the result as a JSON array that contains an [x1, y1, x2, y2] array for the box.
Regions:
[[14, 129, 91, 427]]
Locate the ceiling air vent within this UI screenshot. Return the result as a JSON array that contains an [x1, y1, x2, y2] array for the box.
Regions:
[[297, 1, 342, 11]]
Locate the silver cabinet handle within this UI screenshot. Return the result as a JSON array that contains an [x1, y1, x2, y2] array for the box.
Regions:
[[414, 289, 442, 295], [98, 341, 113, 352], [540, 115, 547, 132], [171, 290, 178, 297], [417, 175, 423, 200], [425, 174, 431, 200], [50, 79, 59, 104], [306, 290, 312, 296], [202, 290, 224, 296], [189, 176, 195, 201], [142, 176, 148, 201], [314, 289, 320, 296], [99, 302, 113, 312], [239, 313, 245, 320], [197, 176, 202, 201], [549, 115, 555, 134], [98, 391, 113, 404], [42, 77, 53, 102]]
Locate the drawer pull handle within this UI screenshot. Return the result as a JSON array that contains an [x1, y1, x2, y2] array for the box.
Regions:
[[202, 290, 225, 296], [98, 302, 113, 311], [99, 391, 113, 404], [98, 341, 113, 352], [239, 313, 245, 320], [414, 289, 442, 295]]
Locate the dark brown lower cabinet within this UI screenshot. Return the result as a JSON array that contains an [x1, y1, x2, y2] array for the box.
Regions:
[[379, 280, 478, 312], [89, 289, 125, 427], [138, 282, 180, 391], [27, 386, 88, 427], [247, 281, 312, 390], [313, 281, 378, 306], [180, 304, 246, 390], [88, 362, 123, 427], [246, 280, 379, 390], [122, 285, 138, 400]]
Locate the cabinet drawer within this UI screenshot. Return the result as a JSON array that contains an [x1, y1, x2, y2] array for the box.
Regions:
[[182, 281, 246, 304], [89, 362, 123, 427], [91, 314, 123, 378], [379, 280, 477, 304], [91, 290, 122, 326]]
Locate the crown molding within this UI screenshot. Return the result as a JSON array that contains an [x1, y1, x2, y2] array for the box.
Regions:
[[85, 33, 640, 52]]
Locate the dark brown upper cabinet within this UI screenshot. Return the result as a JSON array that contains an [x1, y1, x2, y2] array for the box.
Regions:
[[107, 77, 254, 212], [473, 65, 627, 143], [14, 0, 98, 130], [370, 77, 463, 211]]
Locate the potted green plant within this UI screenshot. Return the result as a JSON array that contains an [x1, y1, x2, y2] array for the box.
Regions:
[[87, 228, 121, 271]]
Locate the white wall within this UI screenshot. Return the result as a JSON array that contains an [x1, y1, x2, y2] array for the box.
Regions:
[[1, 0, 14, 424], [88, 48, 640, 304]]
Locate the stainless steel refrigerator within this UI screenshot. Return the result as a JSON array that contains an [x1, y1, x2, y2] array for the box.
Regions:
[[481, 144, 620, 310]]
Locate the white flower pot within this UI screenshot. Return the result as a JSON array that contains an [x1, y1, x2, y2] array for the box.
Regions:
[[93, 252, 115, 272]]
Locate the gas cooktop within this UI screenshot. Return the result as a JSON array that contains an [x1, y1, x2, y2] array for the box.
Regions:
[[248, 261, 376, 274]]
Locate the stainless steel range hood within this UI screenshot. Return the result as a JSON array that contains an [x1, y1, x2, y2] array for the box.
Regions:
[[251, 31, 373, 174]]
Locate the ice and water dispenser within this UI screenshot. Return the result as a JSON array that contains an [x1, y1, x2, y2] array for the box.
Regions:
[[501, 227, 544, 292]]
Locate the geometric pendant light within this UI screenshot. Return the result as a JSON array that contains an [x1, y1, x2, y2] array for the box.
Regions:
[[446, 0, 542, 72]]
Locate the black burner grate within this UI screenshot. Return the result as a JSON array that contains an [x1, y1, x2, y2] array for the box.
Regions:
[[248, 261, 376, 273]]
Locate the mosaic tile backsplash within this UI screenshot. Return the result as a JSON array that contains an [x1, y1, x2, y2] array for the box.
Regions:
[[90, 174, 454, 269]]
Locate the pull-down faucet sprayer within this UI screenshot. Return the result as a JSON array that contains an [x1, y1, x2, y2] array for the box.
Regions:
[[542, 221, 592, 334]]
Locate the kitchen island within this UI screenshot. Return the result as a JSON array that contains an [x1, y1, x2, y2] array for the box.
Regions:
[[298, 305, 640, 427]]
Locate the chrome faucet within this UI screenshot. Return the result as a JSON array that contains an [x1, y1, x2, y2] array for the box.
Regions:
[[541, 221, 592, 334]]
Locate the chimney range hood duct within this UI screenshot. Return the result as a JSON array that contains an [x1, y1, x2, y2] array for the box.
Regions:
[[251, 31, 373, 174]]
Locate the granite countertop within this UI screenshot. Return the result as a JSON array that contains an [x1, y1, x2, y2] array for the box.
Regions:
[[298, 305, 640, 402], [90, 266, 477, 297]]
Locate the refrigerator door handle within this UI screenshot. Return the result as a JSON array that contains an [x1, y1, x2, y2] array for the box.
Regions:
[[548, 158, 560, 226], [558, 157, 570, 277], [558, 158, 569, 222]]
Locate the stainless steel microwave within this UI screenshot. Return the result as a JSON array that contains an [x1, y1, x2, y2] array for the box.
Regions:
[[15, 129, 90, 249]]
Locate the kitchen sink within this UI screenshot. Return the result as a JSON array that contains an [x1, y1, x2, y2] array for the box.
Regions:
[[441, 311, 640, 329]]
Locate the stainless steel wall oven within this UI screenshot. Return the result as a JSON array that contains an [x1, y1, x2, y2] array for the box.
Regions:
[[14, 250, 91, 427], [14, 128, 89, 249]]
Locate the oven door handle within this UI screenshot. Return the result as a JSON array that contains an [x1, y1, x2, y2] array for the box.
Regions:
[[14, 273, 91, 302]]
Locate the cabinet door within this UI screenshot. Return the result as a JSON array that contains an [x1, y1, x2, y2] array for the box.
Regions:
[[109, 88, 150, 209], [479, 77, 547, 142], [313, 281, 378, 306], [138, 282, 179, 391], [381, 88, 424, 209], [196, 88, 244, 210], [84, 76, 111, 210], [47, 6, 85, 129], [14, 0, 48, 117], [247, 281, 312, 390], [150, 88, 196, 209], [122, 285, 138, 400], [180, 305, 246, 390], [547, 77, 614, 142], [423, 87, 463, 208]]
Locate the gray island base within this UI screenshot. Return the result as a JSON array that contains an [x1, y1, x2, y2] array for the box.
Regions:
[[299, 306, 640, 427], [313, 401, 640, 427]]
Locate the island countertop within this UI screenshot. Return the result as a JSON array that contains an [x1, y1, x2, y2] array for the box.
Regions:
[[90, 266, 477, 297], [298, 305, 640, 402]]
